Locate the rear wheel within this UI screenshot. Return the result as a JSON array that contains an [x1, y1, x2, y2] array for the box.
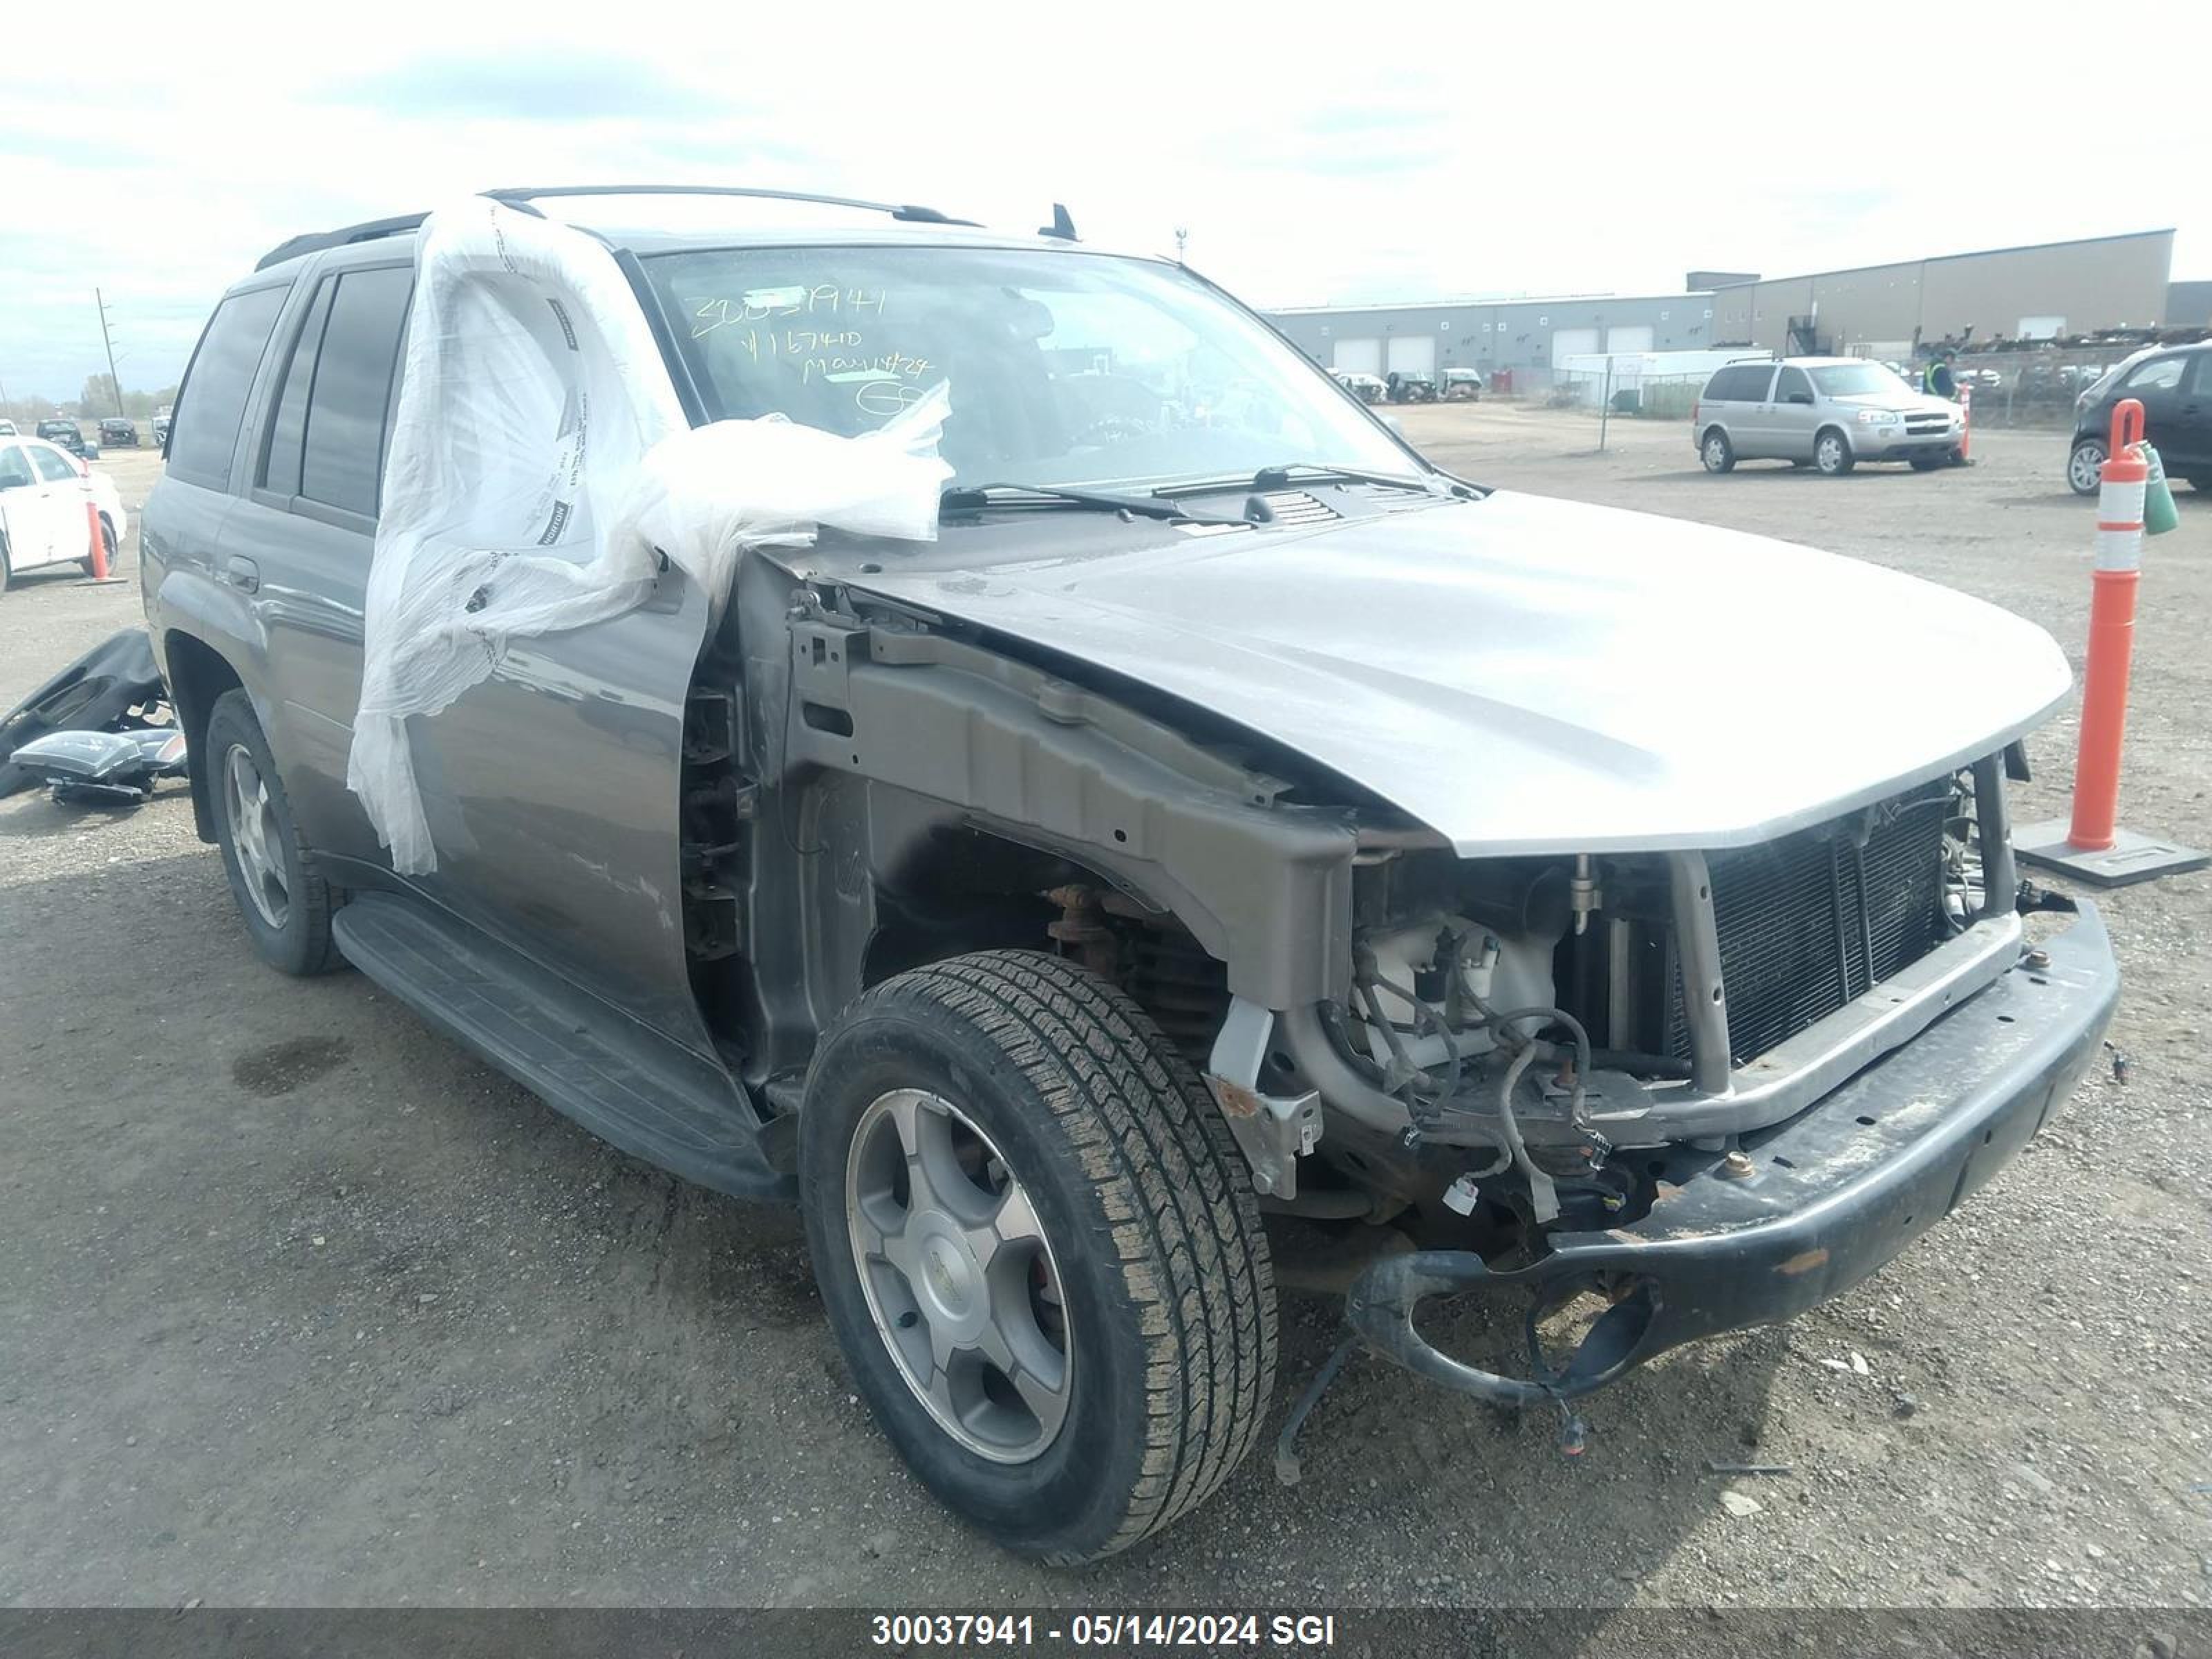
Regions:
[[1814, 427, 1855, 476], [206, 690, 343, 975], [800, 950, 1276, 1564], [2068, 439, 2107, 496], [1700, 429, 1735, 473]]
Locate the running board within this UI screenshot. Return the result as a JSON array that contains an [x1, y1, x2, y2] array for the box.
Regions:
[[332, 894, 793, 1201]]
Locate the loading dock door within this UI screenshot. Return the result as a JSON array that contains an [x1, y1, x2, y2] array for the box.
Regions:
[[1550, 327, 1600, 359], [1333, 338, 1383, 375], [1385, 335, 1436, 378], [1606, 324, 1655, 353]]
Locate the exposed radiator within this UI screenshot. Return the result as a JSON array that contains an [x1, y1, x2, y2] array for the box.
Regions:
[[1669, 787, 1951, 1067]]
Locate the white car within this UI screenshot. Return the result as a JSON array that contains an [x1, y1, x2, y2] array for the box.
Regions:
[[0, 435, 128, 592]]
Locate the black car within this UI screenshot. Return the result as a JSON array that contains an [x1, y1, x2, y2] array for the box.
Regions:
[[2068, 341, 2212, 495], [1385, 369, 1437, 403], [34, 419, 98, 460], [99, 417, 140, 447]]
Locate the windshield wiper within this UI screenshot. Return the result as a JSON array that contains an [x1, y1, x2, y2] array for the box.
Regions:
[[1243, 463, 1474, 498], [941, 483, 1248, 527]]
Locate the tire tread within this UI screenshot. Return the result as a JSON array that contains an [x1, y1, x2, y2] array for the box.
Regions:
[[840, 950, 1276, 1562]]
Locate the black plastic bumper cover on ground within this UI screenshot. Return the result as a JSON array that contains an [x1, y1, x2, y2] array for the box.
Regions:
[[1347, 903, 2120, 1405]]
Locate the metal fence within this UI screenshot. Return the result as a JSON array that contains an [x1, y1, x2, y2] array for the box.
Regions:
[[1937, 344, 2139, 430], [1548, 366, 1706, 420], [1545, 344, 2146, 431]]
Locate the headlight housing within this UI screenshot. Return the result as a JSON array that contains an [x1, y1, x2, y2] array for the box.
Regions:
[[1856, 408, 1897, 424]]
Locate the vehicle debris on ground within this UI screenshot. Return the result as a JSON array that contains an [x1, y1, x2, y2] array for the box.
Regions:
[[0, 627, 174, 800]]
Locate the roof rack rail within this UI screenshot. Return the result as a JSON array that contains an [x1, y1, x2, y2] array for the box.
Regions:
[[481, 184, 978, 227], [254, 185, 979, 272], [254, 212, 431, 272]]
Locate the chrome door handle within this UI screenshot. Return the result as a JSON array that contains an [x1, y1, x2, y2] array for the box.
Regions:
[[224, 556, 261, 594]]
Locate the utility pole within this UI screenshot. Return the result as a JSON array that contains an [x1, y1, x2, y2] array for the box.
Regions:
[[97, 288, 124, 415]]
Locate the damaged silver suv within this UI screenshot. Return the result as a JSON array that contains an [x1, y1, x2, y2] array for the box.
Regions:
[[142, 187, 2117, 1564]]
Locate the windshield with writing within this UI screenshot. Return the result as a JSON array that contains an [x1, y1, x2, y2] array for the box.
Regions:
[[1808, 363, 1911, 398], [642, 245, 1418, 493]]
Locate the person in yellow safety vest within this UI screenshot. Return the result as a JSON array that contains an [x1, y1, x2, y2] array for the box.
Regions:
[[1923, 352, 1958, 400]]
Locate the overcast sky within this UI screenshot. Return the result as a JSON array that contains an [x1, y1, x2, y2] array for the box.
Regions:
[[6, 0, 2207, 403]]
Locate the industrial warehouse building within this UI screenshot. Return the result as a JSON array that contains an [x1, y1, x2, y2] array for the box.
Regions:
[[1707, 229, 2175, 357], [1268, 229, 2189, 388], [1266, 292, 1712, 388]]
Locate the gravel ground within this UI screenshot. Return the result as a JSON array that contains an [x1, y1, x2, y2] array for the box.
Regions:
[[2, 414, 2207, 1610]]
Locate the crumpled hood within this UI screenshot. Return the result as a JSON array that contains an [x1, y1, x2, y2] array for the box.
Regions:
[[817, 491, 2071, 854]]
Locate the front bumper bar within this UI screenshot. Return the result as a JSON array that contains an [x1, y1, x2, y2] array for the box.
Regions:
[[1343, 903, 2119, 1407]]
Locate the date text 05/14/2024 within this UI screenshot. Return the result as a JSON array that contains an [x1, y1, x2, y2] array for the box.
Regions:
[[870, 1612, 1340, 1648]]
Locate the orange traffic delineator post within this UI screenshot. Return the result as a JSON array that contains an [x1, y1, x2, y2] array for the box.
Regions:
[[85, 503, 110, 579], [2016, 398, 2206, 886], [76, 500, 126, 587]]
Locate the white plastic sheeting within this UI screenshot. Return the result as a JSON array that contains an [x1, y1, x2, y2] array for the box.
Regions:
[[347, 200, 949, 874]]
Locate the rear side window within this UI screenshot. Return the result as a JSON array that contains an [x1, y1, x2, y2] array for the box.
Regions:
[[1773, 366, 1813, 403], [167, 285, 289, 489], [261, 279, 338, 498], [31, 445, 79, 482], [1704, 364, 1773, 402], [0, 445, 33, 489], [299, 267, 413, 518]]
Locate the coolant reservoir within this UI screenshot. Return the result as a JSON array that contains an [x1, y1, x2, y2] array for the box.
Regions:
[[1457, 929, 1501, 1005], [1362, 923, 1449, 1033]]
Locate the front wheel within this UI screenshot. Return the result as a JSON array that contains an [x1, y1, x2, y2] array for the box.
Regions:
[[2068, 440, 2106, 496], [1814, 428, 1855, 476], [1700, 429, 1735, 473], [800, 950, 1277, 1564]]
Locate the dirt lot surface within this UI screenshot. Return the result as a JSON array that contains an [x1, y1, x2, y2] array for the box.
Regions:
[[3, 413, 2208, 1610]]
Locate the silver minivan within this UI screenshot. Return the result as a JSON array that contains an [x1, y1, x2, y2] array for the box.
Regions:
[[1696, 356, 1965, 476]]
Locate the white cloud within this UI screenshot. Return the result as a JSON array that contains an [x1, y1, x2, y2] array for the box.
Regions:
[[5, 0, 2206, 402]]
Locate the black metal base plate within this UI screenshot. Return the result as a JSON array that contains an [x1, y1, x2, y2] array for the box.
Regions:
[[2014, 819, 2209, 887]]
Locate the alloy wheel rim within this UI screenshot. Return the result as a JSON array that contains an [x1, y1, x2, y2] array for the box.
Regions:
[[2072, 447, 2104, 491], [223, 743, 290, 930], [845, 1088, 1073, 1463], [1819, 436, 1843, 469], [1705, 436, 1725, 467]]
